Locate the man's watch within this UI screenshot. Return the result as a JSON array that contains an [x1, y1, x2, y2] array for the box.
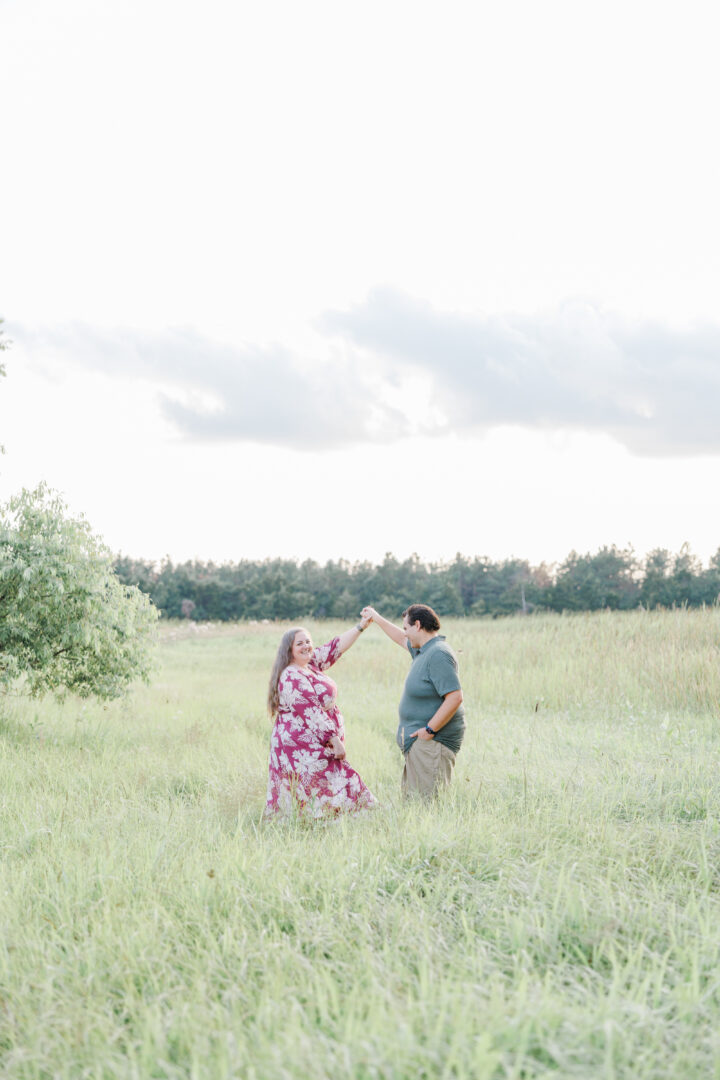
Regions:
[[425, 725, 436, 736]]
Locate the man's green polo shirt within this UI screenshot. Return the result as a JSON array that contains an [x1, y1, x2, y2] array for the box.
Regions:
[[397, 635, 465, 755]]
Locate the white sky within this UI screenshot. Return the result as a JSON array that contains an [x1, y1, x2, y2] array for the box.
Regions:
[[2, 0, 719, 568]]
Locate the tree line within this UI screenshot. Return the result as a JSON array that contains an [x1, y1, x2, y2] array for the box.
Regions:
[[113, 544, 720, 621]]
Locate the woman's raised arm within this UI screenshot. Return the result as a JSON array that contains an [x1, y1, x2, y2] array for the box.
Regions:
[[334, 614, 372, 657]]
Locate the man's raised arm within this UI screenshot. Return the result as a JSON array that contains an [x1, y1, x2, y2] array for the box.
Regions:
[[361, 607, 408, 649]]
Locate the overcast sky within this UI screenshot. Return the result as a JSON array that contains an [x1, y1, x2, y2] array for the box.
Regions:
[[2, 0, 719, 568]]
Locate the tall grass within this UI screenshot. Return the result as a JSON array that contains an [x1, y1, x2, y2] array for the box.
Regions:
[[2, 610, 720, 1078]]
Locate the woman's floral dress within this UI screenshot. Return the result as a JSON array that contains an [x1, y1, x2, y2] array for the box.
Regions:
[[265, 637, 375, 818]]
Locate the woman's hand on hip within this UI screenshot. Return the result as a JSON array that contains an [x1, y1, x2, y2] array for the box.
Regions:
[[328, 735, 346, 760]]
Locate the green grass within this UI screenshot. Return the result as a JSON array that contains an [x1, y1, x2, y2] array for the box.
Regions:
[[2, 610, 720, 1078]]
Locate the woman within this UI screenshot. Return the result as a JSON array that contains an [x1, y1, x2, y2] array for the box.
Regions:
[[265, 619, 375, 818]]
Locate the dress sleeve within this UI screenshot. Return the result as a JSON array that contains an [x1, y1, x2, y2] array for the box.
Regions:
[[311, 637, 342, 671], [278, 668, 340, 740]]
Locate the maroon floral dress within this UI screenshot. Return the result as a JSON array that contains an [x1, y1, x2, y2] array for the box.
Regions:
[[265, 637, 375, 818]]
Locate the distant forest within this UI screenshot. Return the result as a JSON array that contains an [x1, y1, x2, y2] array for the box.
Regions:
[[113, 545, 720, 621]]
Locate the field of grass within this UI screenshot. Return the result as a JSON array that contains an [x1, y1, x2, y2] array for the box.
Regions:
[[2, 610, 720, 1078]]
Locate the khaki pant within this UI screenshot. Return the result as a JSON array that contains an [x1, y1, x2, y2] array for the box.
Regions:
[[402, 739, 456, 799]]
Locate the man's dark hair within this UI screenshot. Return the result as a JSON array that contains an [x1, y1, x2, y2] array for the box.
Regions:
[[402, 604, 441, 632]]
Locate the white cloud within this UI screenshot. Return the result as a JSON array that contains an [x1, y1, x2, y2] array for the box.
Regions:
[[13, 322, 413, 448], [16, 294, 720, 456], [322, 289, 720, 456]]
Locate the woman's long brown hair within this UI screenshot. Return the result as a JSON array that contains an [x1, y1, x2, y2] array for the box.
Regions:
[[267, 627, 304, 716]]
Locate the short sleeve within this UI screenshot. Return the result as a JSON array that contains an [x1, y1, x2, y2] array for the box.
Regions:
[[311, 637, 341, 671], [426, 649, 462, 697]]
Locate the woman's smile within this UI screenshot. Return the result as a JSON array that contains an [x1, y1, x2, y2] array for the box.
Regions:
[[291, 630, 314, 665]]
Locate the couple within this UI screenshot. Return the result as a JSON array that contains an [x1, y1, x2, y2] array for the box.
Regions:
[[264, 603, 465, 819]]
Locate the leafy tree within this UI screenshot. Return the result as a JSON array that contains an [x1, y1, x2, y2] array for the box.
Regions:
[[669, 543, 704, 606], [455, 556, 538, 616], [551, 546, 639, 611], [699, 549, 720, 606], [0, 485, 158, 699], [640, 549, 674, 608], [491, 558, 539, 615], [425, 573, 464, 617], [330, 588, 360, 619], [114, 555, 156, 593]]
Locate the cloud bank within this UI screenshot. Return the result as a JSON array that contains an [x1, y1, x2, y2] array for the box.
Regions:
[[16, 324, 411, 449], [321, 289, 720, 457], [15, 292, 720, 455]]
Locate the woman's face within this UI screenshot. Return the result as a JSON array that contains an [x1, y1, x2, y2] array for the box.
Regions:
[[291, 628, 313, 666]]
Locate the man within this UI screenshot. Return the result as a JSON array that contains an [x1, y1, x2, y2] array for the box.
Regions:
[[361, 603, 465, 798]]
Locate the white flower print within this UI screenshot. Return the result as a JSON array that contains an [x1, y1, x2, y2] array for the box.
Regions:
[[311, 639, 341, 670], [279, 684, 310, 709], [291, 748, 325, 781], [303, 705, 334, 735], [326, 769, 350, 797]]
